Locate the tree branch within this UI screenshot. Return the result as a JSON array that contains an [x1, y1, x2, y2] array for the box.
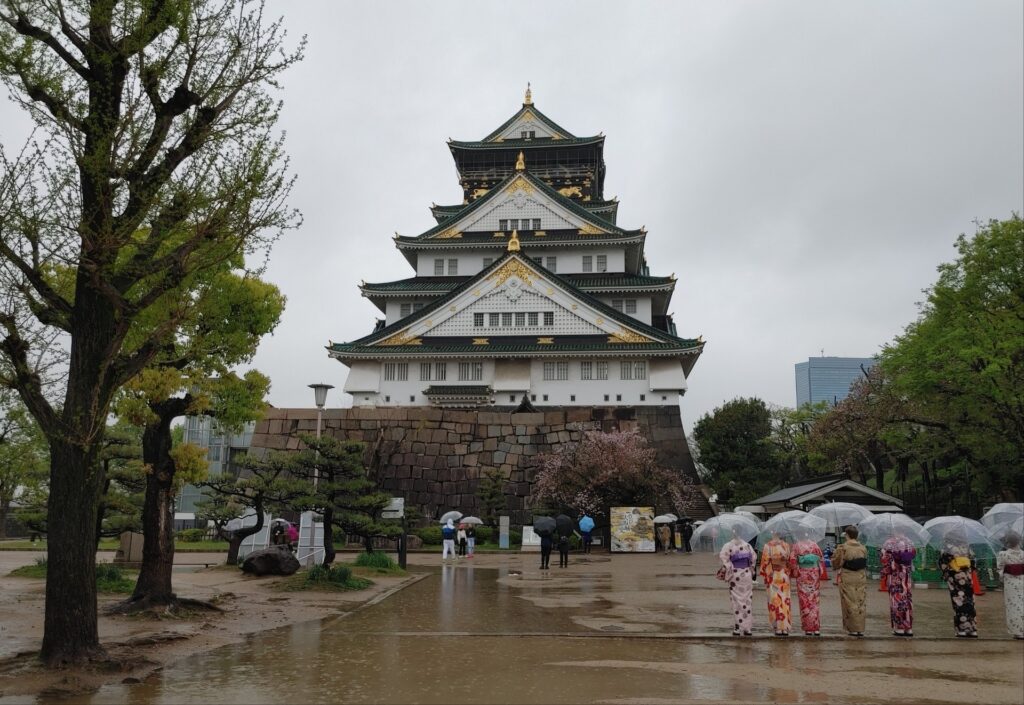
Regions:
[[0, 9, 90, 79]]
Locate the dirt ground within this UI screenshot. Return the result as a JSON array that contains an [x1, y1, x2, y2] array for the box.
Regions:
[[0, 550, 420, 700]]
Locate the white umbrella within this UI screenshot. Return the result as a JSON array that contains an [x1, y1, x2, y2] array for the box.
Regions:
[[988, 516, 1024, 543], [980, 503, 1024, 530], [439, 510, 463, 525], [734, 510, 763, 528], [808, 502, 872, 532], [653, 514, 675, 524], [924, 515, 997, 553], [692, 514, 760, 552], [664, 513, 679, 521], [460, 516, 484, 525], [857, 513, 930, 548], [762, 510, 827, 543]]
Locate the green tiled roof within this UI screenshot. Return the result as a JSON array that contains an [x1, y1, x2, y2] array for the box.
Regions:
[[478, 103, 579, 142], [331, 341, 699, 356], [423, 385, 492, 396], [361, 274, 675, 295], [410, 170, 628, 240], [449, 135, 603, 150], [396, 229, 645, 248]]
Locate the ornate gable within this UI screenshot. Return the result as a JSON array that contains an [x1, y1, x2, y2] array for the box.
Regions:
[[488, 107, 567, 142]]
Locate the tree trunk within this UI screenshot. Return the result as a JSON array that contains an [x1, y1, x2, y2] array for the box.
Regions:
[[40, 439, 106, 666], [95, 472, 112, 550], [131, 403, 184, 605], [364, 534, 374, 553], [0, 499, 8, 539], [226, 536, 243, 565], [322, 507, 336, 566]]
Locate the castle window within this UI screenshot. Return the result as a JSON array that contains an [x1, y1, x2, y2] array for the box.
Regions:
[[447, 259, 458, 275], [543, 361, 568, 381], [508, 219, 518, 230], [596, 361, 609, 380], [640, 394, 646, 401], [604, 394, 610, 402], [620, 361, 647, 380], [474, 313, 484, 327], [611, 299, 623, 312], [543, 394, 549, 401], [616, 394, 622, 402], [515, 312, 526, 327], [410, 395, 415, 402], [528, 312, 538, 326], [498, 220, 507, 231], [489, 313, 500, 327], [597, 255, 607, 272], [510, 395, 516, 402], [580, 361, 593, 380], [383, 362, 408, 382], [458, 362, 483, 381], [420, 362, 432, 381], [570, 394, 576, 402], [625, 300, 637, 314], [400, 303, 411, 317], [502, 312, 513, 326], [582, 255, 593, 273], [532, 219, 541, 230], [483, 257, 493, 267], [413, 302, 424, 312], [434, 258, 444, 276], [543, 311, 554, 326], [435, 363, 446, 381], [545, 256, 556, 272], [385, 396, 390, 402]]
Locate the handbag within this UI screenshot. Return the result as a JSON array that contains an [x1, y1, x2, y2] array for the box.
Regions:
[[715, 565, 728, 581]]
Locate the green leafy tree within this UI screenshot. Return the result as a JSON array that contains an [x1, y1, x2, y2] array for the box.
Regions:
[[881, 216, 1024, 501], [692, 398, 781, 508], [0, 394, 47, 538], [114, 271, 283, 610], [769, 402, 830, 481], [476, 467, 507, 530], [0, 1, 301, 664], [197, 450, 306, 565], [290, 436, 396, 563]]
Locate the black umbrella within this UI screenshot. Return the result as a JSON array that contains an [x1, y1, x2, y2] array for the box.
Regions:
[[533, 516, 557, 537], [555, 514, 574, 538]]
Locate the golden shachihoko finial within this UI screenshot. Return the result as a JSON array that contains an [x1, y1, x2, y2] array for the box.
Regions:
[[524, 82, 532, 105], [508, 229, 521, 252], [515, 151, 525, 171]]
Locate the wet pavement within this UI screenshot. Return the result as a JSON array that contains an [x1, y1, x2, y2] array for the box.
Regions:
[[32, 553, 1024, 703]]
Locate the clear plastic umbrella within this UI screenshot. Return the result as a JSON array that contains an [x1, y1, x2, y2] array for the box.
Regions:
[[734, 510, 763, 528], [762, 510, 827, 543], [439, 511, 463, 525], [653, 514, 675, 524], [460, 516, 484, 525], [808, 502, 872, 532], [856, 513, 930, 548], [980, 503, 1024, 530], [988, 516, 1024, 543], [924, 515, 997, 553], [691, 514, 760, 552]]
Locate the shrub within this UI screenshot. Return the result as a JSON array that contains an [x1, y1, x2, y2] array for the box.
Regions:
[[509, 530, 522, 546], [95, 562, 134, 593], [354, 551, 398, 570], [414, 526, 443, 545], [473, 526, 492, 543], [177, 528, 207, 543], [308, 563, 351, 584]]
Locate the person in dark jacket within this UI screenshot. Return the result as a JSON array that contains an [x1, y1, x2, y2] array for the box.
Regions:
[[558, 534, 570, 568], [540, 533, 553, 570], [682, 520, 694, 553]]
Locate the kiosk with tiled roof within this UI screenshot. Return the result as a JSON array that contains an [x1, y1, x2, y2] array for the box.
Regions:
[[331, 87, 704, 409]]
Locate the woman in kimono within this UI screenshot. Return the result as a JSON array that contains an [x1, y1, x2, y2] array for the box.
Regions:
[[719, 532, 756, 636], [938, 531, 978, 637], [789, 531, 826, 636], [995, 531, 1024, 639], [831, 525, 868, 636], [759, 532, 793, 636], [880, 535, 917, 636]]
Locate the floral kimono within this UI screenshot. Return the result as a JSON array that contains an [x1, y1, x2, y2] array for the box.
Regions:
[[880, 536, 917, 634], [719, 539, 756, 635], [831, 539, 868, 634], [939, 544, 977, 636], [996, 546, 1024, 638], [759, 538, 793, 635], [789, 539, 826, 635]]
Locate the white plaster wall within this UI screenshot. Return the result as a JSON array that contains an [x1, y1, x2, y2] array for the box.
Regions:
[[595, 295, 653, 325], [426, 287, 604, 337], [346, 357, 684, 407], [413, 247, 626, 278], [384, 299, 431, 325]]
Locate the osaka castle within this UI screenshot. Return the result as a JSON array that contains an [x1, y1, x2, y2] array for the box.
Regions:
[[330, 87, 704, 408]]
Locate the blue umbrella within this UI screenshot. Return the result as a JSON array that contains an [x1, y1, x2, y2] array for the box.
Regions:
[[579, 516, 595, 532]]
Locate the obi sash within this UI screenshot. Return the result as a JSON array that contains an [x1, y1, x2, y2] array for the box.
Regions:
[[843, 557, 867, 571], [797, 553, 820, 568], [1003, 563, 1024, 577], [948, 556, 972, 573], [894, 549, 916, 566], [729, 552, 753, 569]]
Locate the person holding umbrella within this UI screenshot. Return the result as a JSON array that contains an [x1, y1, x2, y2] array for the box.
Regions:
[[579, 514, 595, 554], [442, 519, 458, 561], [758, 529, 794, 636], [719, 526, 758, 637], [789, 525, 826, 636], [831, 525, 868, 636], [995, 531, 1024, 639], [534, 516, 557, 570], [682, 519, 694, 553], [939, 528, 979, 637], [880, 534, 918, 636]]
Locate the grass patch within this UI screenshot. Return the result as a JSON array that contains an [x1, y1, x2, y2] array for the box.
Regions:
[[9, 557, 135, 593], [278, 564, 372, 592], [352, 551, 405, 574]]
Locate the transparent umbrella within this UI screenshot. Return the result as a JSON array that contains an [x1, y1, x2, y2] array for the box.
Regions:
[[980, 503, 1024, 530], [762, 510, 827, 543], [988, 516, 1024, 544], [856, 513, 930, 548], [439, 511, 463, 525], [460, 516, 484, 525], [691, 514, 760, 552], [808, 502, 872, 532], [924, 515, 997, 553], [734, 510, 763, 528], [653, 515, 675, 524]]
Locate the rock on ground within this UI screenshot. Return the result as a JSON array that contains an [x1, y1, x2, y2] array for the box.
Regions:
[[241, 545, 299, 576]]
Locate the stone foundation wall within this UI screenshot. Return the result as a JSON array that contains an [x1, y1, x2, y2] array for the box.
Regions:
[[250, 406, 711, 525]]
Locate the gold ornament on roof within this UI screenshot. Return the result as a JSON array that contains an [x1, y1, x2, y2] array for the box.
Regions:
[[607, 328, 651, 344], [380, 332, 421, 346], [524, 82, 532, 105], [488, 258, 533, 287], [578, 223, 603, 235], [507, 178, 534, 195], [435, 227, 462, 239], [515, 151, 525, 171], [507, 229, 521, 252], [537, 337, 554, 344]]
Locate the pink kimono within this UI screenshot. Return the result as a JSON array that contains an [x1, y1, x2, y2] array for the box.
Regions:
[[789, 539, 827, 634]]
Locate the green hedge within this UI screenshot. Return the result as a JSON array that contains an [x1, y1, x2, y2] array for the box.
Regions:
[[177, 528, 207, 543]]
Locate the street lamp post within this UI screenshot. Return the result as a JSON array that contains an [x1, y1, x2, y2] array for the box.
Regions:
[[308, 383, 333, 490]]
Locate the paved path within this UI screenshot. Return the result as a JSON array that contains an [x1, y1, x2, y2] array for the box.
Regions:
[[78, 551, 1023, 704]]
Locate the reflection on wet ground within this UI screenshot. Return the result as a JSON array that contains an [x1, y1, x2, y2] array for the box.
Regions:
[[76, 558, 1024, 705]]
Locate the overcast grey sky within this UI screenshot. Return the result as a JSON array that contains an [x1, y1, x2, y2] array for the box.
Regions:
[[4, 1, 1022, 431]]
